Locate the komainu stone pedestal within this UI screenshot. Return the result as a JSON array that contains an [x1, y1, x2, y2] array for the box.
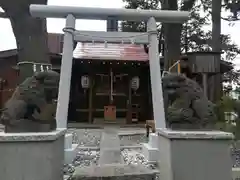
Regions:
[[0, 129, 66, 180], [157, 129, 234, 180]]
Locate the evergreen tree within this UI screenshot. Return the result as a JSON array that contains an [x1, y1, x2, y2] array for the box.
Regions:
[[223, 0, 240, 21], [121, 0, 240, 90]]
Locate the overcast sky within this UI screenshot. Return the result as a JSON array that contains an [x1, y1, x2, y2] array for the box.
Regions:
[[0, 0, 240, 64]]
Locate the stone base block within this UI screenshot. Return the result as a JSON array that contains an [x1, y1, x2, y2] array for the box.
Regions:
[[232, 168, 240, 180], [142, 133, 159, 162], [65, 143, 78, 164], [142, 143, 159, 162], [149, 133, 158, 148], [65, 133, 73, 149], [0, 129, 66, 180], [71, 164, 156, 180], [64, 133, 78, 164], [157, 129, 234, 180]]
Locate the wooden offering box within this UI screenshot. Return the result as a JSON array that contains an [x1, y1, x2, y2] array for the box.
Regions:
[[104, 105, 116, 121]]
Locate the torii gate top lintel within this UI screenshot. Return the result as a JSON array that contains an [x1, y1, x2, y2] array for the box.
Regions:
[[30, 4, 189, 23]]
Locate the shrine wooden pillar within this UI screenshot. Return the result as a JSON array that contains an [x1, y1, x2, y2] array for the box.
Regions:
[[88, 75, 94, 123], [126, 75, 132, 124]]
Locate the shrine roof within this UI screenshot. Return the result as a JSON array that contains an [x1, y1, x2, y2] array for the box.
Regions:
[[73, 42, 149, 61], [0, 33, 232, 74]]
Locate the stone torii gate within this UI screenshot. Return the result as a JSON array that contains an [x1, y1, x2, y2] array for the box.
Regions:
[[0, 5, 233, 180], [29, 4, 189, 130], [29, 8, 234, 180]]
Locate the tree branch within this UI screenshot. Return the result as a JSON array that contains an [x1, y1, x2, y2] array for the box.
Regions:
[[221, 16, 240, 21], [180, 0, 197, 11], [204, 10, 240, 22]]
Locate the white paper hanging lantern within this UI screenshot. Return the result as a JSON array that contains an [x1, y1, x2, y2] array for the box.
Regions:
[[33, 64, 37, 72], [40, 65, 44, 72], [131, 76, 140, 91], [81, 75, 90, 89]]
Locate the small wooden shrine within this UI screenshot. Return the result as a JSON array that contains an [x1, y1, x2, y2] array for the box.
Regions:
[[53, 42, 154, 124], [183, 51, 231, 99]]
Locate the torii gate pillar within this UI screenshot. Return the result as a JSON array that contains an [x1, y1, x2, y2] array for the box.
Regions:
[[55, 14, 76, 129]]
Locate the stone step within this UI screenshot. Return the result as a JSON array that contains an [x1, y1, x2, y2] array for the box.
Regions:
[[99, 127, 123, 165], [71, 164, 156, 180]]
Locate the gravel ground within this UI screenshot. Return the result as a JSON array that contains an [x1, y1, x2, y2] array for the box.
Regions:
[[232, 149, 240, 167], [120, 134, 148, 146], [67, 128, 147, 147], [63, 128, 240, 179], [64, 148, 159, 179], [64, 128, 157, 179], [122, 148, 158, 170], [67, 128, 102, 146], [63, 150, 100, 177], [122, 148, 160, 180]]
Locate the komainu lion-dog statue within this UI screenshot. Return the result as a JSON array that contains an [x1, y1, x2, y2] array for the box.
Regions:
[[163, 73, 217, 129], [0, 70, 60, 133], [146, 73, 217, 136]]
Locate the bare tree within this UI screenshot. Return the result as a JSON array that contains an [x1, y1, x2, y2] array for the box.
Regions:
[[161, 0, 197, 70], [0, 0, 49, 64], [210, 0, 222, 102]]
